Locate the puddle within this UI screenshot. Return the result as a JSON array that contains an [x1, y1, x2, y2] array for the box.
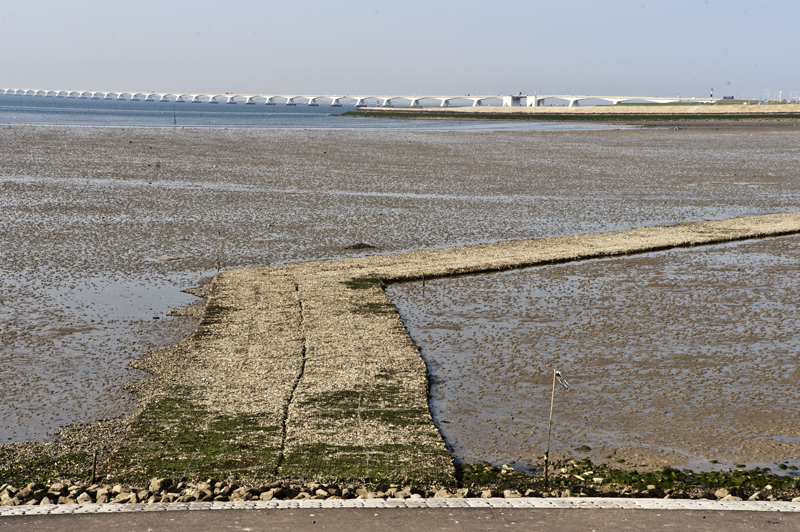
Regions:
[[0, 271, 208, 441]]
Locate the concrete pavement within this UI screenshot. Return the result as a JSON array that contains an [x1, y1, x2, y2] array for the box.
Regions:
[[3, 498, 800, 531]]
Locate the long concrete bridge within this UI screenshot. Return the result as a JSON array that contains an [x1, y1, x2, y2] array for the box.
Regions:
[[1, 88, 717, 107]]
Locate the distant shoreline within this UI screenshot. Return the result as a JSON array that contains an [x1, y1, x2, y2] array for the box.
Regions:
[[341, 103, 800, 124]]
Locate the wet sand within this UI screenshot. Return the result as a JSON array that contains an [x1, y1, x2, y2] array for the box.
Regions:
[[105, 211, 800, 482], [2, 123, 800, 466], [388, 235, 800, 472]]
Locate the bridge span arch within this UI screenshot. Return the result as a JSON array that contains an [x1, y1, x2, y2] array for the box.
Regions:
[[2, 87, 717, 108]]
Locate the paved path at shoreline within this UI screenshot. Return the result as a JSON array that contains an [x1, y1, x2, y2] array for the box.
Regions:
[[2, 496, 800, 516], [5, 500, 800, 532], [117, 212, 800, 482], [7, 514, 800, 532]]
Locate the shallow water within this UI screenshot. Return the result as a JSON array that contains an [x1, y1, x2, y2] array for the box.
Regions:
[[387, 236, 800, 474], [0, 270, 202, 441], [2, 124, 800, 445], [0, 94, 621, 132]]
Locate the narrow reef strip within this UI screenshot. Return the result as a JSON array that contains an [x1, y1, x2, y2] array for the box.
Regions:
[[6, 212, 800, 488], [342, 103, 800, 122]]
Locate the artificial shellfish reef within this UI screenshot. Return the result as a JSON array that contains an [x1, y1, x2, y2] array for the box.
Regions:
[[106, 212, 800, 485]]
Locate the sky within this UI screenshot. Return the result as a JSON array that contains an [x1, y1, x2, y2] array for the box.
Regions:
[[1, 0, 798, 100]]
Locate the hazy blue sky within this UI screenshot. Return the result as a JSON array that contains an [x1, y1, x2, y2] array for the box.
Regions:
[[2, 0, 797, 99]]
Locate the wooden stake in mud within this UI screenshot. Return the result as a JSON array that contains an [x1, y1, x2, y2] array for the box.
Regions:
[[544, 369, 570, 490]]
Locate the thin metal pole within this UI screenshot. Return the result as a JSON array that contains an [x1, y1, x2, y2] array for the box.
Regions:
[[91, 450, 97, 484], [544, 369, 557, 489]]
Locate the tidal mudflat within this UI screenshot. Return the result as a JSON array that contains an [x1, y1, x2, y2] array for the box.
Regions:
[[1, 123, 799, 451], [387, 234, 800, 473], [75, 212, 800, 485]]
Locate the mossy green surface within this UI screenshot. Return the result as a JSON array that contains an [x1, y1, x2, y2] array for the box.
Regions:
[[103, 387, 281, 484], [100, 377, 453, 486], [0, 452, 91, 486], [342, 277, 383, 290], [458, 460, 800, 497], [291, 384, 452, 485], [281, 443, 455, 487]]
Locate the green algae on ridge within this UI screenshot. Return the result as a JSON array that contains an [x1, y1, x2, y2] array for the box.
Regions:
[[281, 442, 455, 487], [104, 387, 282, 484], [342, 277, 383, 290]]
